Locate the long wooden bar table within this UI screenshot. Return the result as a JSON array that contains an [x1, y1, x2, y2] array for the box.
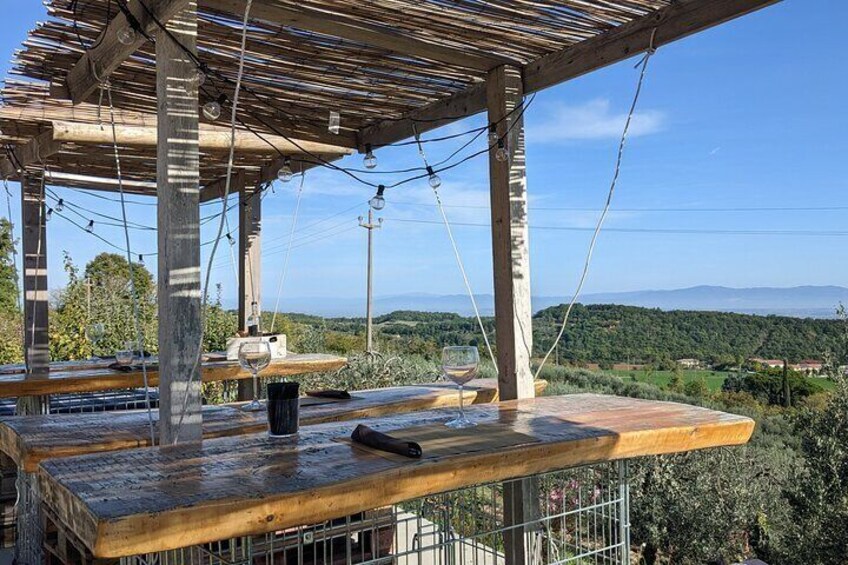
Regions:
[[37, 394, 754, 558], [0, 353, 346, 398], [0, 379, 545, 472]]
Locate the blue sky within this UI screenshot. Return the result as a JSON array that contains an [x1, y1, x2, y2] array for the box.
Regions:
[[2, 1, 846, 311]]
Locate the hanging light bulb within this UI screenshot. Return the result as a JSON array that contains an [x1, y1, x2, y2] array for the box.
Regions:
[[55, 198, 64, 213], [193, 68, 206, 88], [117, 26, 137, 46], [277, 157, 293, 183], [45, 208, 53, 222], [85, 220, 95, 233], [203, 94, 227, 121], [137, 254, 145, 266], [488, 124, 499, 145], [369, 185, 386, 211], [495, 139, 509, 162], [363, 144, 377, 170], [226, 233, 236, 246], [202, 100, 221, 121], [328, 110, 340, 135], [426, 166, 441, 189]]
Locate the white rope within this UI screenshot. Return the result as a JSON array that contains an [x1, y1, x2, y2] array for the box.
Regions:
[[412, 124, 497, 370], [431, 186, 498, 370], [105, 83, 156, 445], [533, 40, 657, 380], [223, 212, 240, 293], [174, 0, 252, 443], [270, 171, 305, 333]]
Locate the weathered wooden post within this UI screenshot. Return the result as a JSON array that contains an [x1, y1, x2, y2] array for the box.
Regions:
[[237, 180, 261, 401], [18, 171, 48, 416], [156, 1, 203, 444], [487, 64, 540, 565]]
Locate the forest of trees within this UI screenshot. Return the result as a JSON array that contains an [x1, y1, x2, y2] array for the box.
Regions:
[[316, 304, 846, 368]]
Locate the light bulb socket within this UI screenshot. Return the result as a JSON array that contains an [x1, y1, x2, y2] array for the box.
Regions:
[[86, 220, 94, 232]]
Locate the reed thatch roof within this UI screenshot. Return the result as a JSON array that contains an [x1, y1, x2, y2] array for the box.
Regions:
[[0, 0, 777, 195]]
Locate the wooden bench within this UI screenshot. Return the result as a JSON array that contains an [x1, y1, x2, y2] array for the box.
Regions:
[[37, 394, 754, 558]]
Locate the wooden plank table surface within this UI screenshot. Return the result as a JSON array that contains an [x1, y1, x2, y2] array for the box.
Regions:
[[0, 353, 346, 398], [0, 379, 545, 472], [37, 393, 754, 558]]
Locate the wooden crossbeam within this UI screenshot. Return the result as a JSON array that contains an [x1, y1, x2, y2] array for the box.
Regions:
[[0, 130, 62, 178], [205, 0, 513, 71], [359, 0, 781, 147], [45, 171, 157, 195], [65, 0, 191, 104], [50, 120, 354, 155]]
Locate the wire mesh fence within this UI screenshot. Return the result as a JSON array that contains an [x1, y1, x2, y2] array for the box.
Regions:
[[117, 461, 630, 565]]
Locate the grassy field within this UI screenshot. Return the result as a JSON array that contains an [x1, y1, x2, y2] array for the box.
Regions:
[[604, 368, 836, 391]]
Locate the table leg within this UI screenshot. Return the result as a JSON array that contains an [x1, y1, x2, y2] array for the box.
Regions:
[[15, 469, 43, 564]]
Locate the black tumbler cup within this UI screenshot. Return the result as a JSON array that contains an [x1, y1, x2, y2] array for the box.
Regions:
[[267, 381, 300, 437]]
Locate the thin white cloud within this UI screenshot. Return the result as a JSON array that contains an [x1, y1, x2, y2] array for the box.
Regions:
[[529, 99, 665, 142]]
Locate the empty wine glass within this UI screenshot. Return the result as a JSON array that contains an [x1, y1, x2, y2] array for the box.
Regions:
[[87, 322, 105, 358], [239, 341, 272, 412], [115, 348, 135, 367], [442, 346, 479, 429]]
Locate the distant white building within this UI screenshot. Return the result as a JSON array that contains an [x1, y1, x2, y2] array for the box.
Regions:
[[676, 358, 700, 369]]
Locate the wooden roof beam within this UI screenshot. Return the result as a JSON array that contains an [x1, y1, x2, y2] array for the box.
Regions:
[[204, 0, 514, 71], [50, 120, 355, 156], [65, 0, 191, 104], [359, 0, 781, 148], [0, 130, 62, 178]]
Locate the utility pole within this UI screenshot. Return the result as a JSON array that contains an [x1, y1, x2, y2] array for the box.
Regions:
[[359, 207, 382, 354]]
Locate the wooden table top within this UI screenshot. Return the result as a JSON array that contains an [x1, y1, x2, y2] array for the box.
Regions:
[[0, 353, 346, 398], [0, 379, 545, 472], [37, 393, 754, 558]]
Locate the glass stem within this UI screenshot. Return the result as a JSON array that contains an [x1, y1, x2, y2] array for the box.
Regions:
[[458, 384, 465, 420], [252, 371, 259, 403]]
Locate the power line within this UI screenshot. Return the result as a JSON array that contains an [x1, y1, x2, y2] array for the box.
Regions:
[[388, 200, 848, 213], [383, 217, 848, 237]]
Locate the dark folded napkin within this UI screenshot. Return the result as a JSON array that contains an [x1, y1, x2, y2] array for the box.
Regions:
[[351, 424, 422, 458], [306, 389, 351, 400], [108, 363, 135, 372]]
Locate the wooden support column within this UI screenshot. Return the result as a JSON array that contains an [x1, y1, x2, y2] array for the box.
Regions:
[[238, 182, 261, 332], [488, 65, 540, 565], [487, 65, 534, 400], [18, 172, 49, 416], [237, 181, 261, 402], [156, 2, 202, 445]]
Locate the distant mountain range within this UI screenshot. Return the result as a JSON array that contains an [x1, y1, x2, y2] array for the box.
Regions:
[[272, 285, 848, 319]]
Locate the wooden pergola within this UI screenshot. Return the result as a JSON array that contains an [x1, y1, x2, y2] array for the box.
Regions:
[[0, 1, 780, 561], [0, 0, 779, 439]]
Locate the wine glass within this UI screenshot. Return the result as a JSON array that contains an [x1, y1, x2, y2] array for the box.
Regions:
[[115, 348, 135, 367], [239, 341, 272, 412], [442, 346, 479, 429], [87, 322, 105, 358]]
